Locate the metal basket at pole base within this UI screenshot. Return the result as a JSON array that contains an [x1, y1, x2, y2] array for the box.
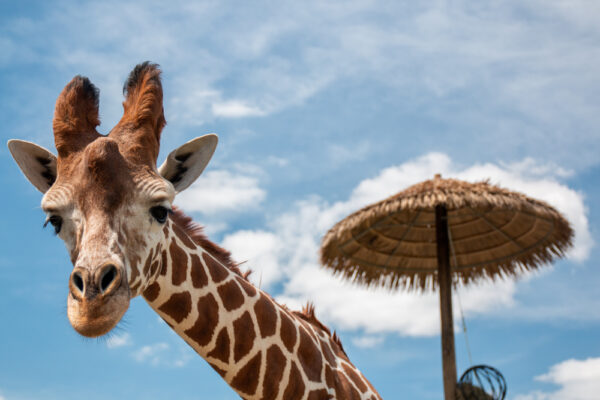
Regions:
[[456, 365, 507, 400]]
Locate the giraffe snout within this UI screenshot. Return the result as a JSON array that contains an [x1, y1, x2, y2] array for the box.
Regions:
[[67, 262, 130, 338], [69, 264, 122, 300]]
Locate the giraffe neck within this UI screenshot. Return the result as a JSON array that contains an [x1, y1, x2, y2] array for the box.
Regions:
[[142, 219, 381, 400]]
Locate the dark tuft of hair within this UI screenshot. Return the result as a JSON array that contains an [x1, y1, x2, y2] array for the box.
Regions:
[[67, 75, 100, 110], [293, 302, 349, 357], [123, 61, 160, 95]]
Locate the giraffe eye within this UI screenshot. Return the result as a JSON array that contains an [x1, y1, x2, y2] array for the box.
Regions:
[[150, 206, 171, 224], [44, 215, 63, 234]]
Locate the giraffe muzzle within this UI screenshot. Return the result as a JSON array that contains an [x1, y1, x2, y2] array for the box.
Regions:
[[69, 264, 122, 300], [67, 263, 130, 337]]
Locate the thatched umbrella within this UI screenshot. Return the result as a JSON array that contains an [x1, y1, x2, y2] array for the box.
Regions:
[[320, 174, 573, 400]]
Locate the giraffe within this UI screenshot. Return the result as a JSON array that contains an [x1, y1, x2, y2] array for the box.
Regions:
[[8, 62, 382, 400]]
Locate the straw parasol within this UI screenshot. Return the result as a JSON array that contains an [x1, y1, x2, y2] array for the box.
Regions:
[[320, 174, 573, 400]]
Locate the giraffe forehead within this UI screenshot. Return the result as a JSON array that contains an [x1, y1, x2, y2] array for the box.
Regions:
[[48, 137, 171, 212]]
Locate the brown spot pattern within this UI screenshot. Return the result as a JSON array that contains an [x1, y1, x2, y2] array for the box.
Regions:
[[280, 311, 297, 353], [325, 365, 335, 388], [160, 250, 168, 276], [127, 253, 142, 278], [320, 339, 337, 367], [365, 377, 380, 398], [184, 293, 219, 347], [130, 281, 141, 294], [204, 252, 229, 283], [142, 248, 154, 276], [231, 352, 261, 396], [209, 363, 227, 377], [217, 280, 245, 311], [150, 259, 160, 277], [142, 282, 161, 302], [297, 326, 323, 382], [233, 312, 255, 362], [342, 363, 368, 393], [128, 255, 140, 283], [331, 336, 350, 362], [262, 345, 286, 400], [335, 372, 361, 400], [308, 389, 332, 400], [190, 254, 208, 288], [254, 295, 277, 338], [173, 222, 196, 249], [169, 241, 188, 286], [237, 276, 256, 297], [207, 328, 230, 364], [158, 292, 191, 323], [282, 362, 306, 400]]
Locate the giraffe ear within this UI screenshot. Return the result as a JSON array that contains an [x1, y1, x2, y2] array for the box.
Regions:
[[7, 140, 57, 193], [158, 134, 218, 193]]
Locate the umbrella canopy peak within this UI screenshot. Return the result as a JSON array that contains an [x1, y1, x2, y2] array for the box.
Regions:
[[320, 176, 573, 292]]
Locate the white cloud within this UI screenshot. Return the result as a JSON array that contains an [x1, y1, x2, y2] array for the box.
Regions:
[[6, 0, 599, 170], [133, 342, 169, 366], [132, 342, 169, 365], [106, 332, 132, 349], [276, 238, 516, 337], [175, 169, 266, 214], [222, 153, 591, 337], [212, 100, 265, 118], [515, 357, 600, 400], [352, 335, 384, 349], [132, 340, 194, 368], [221, 230, 283, 289]]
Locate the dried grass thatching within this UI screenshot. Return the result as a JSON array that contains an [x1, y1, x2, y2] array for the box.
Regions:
[[321, 176, 573, 291]]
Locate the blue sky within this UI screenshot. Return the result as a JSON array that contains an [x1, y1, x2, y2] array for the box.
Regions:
[[1, 1, 599, 399]]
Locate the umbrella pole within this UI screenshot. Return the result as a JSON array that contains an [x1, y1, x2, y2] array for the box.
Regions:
[[436, 205, 457, 400]]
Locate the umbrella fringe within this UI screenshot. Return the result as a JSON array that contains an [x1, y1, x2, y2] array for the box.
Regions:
[[321, 210, 572, 292]]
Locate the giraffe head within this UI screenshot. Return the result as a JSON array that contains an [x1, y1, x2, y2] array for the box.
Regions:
[[8, 63, 217, 337]]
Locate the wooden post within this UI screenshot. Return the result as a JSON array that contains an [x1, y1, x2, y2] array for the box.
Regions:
[[436, 205, 457, 400]]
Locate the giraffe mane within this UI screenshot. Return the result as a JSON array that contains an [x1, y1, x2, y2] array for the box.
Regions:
[[169, 206, 248, 279], [292, 303, 348, 357]]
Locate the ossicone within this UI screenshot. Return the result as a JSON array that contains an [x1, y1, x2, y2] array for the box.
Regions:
[[121, 61, 165, 138], [53, 76, 101, 157]]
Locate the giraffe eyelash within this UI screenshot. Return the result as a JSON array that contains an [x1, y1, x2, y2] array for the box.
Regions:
[[149, 206, 173, 224], [43, 215, 63, 235]]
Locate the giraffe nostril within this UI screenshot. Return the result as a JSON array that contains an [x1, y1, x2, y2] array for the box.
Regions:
[[72, 271, 84, 293], [99, 265, 118, 293]]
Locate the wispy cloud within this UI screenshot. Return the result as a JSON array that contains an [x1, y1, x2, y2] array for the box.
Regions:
[[132, 341, 193, 368], [212, 100, 265, 118], [515, 357, 600, 400], [7, 1, 600, 169], [106, 332, 132, 349], [222, 230, 282, 289], [352, 335, 384, 349], [175, 169, 266, 214], [132, 342, 169, 366]]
